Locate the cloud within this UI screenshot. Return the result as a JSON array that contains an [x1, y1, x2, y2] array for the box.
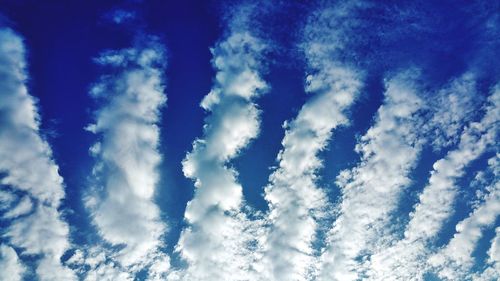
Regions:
[[66, 247, 134, 281], [257, 2, 363, 276], [1, 2, 496, 280], [174, 11, 269, 280], [0, 245, 25, 281], [368, 84, 499, 280], [300, 0, 369, 68], [316, 70, 426, 281], [6, 205, 74, 277], [3, 195, 33, 219], [260, 67, 360, 281], [108, 9, 136, 24], [424, 73, 483, 150], [0, 190, 16, 209], [0, 28, 64, 207], [0, 27, 76, 280], [428, 155, 499, 280], [472, 227, 500, 281], [84, 36, 169, 280]]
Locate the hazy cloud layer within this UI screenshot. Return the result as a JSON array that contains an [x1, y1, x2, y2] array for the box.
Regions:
[[429, 155, 499, 280]]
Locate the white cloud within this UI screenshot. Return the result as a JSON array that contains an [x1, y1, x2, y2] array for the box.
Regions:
[[7, 205, 71, 258], [0, 190, 16, 210], [0, 5, 495, 281], [428, 155, 499, 280], [472, 227, 500, 281], [174, 26, 268, 280], [425, 73, 483, 150], [0, 27, 76, 280], [0, 28, 64, 207], [147, 253, 171, 281], [66, 247, 134, 281], [259, 54, 362, 281], [316, 71, 425, 281], [3, 195, 33, 219], [253, 3, 367, 279], [84, 38, 169, 279], [0, 245, 25, 281], [368, 85, 499, 280]]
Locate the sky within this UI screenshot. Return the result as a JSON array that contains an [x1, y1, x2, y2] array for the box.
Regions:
[[0, 0, 498, 280]]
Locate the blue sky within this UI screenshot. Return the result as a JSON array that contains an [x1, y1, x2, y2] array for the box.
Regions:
[[0, 0, 498, 280]]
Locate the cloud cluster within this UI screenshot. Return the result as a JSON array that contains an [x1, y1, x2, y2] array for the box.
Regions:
[[0, 27, 76, 281], [260, 69, 360, 281], [429, 155, 499, 280], [368, 85, 499, 280], [424, 73, 483, 150], [83, 37, 169, 280], [316, 71, 425, 281], [1, 1, 498, 280], [174, 18, 269, 280]]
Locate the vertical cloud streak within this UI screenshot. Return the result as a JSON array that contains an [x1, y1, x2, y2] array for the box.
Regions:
[[258, 2, 363, 278], [317, 71, 425, 281], [369, 86, 499, 280], [429, 155, 499, 280], [0, 27, 76, 280], [473, 227, 500, 281], [261, 67, 360, 281], [1, 2, 497, 280], [174, 8, 268, 281], [84, 38, 169, 280]]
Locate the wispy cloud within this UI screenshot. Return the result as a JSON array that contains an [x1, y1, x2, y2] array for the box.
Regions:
[[0, 27, 76, 281], [424, 73, 483, 150], [0, 28, 66, 206], [173, 6, 268, 281], [83, 37, 169, 280], [258, 2, 363, 278], [107, 9, 136, 24], [472, 227, 500, 281], [1, 2, 497, 280], [429, 155, 499, 280], [317, 70, 425, 281], [368, 85, 499, 280]]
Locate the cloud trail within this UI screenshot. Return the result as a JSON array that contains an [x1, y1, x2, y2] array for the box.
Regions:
[[260, 68, 360, 281], [173, 8, 268, 281], [472, 227, 500, 281], [429, 155, 499, 280], [316, 71, 426, 281], [424, 73, 483, 150], [258, 3, 363, 277], [0, 27, 76, 281], [83, 37, 169, 280], [368, 85, 499, 280]]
